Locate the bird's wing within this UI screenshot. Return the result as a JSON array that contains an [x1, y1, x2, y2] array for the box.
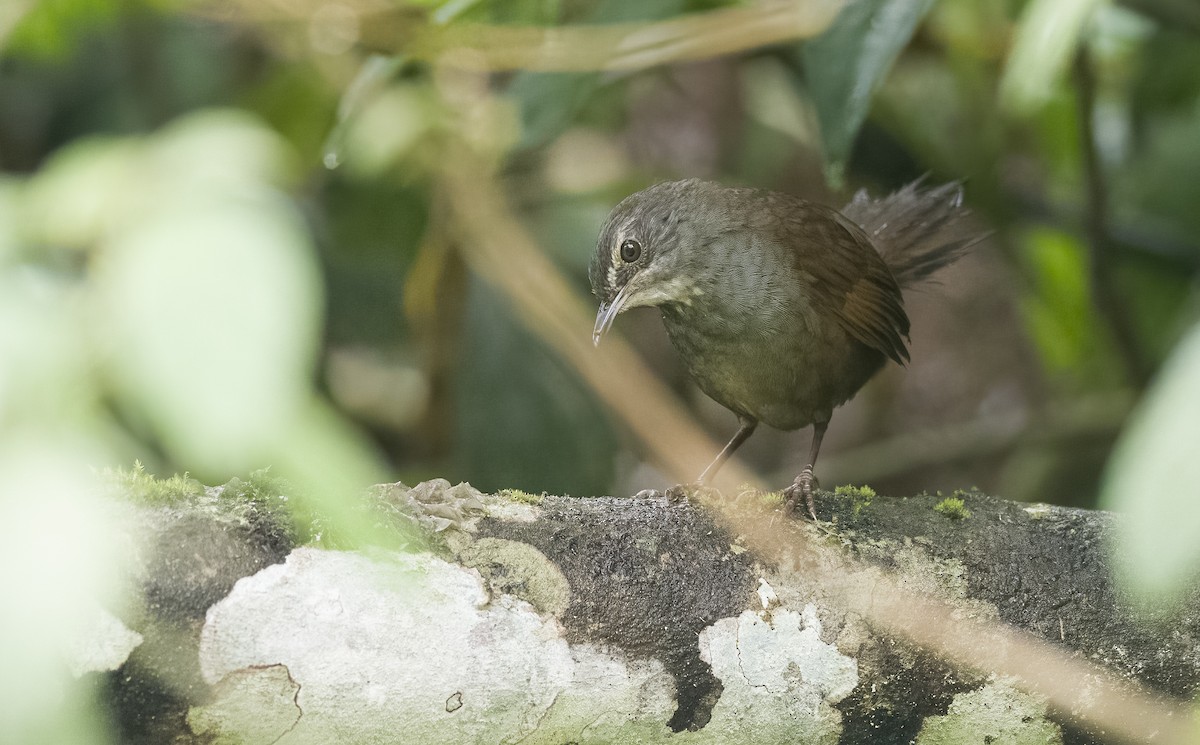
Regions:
[[770, 197, 911, 365]]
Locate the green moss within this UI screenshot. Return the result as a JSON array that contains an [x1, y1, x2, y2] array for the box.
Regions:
[[835, 483, 876, 516], [834, 484, 876, 500], [107, 462, 205, 505], [219, 470, 291, 509], [499, 488, 545, 505], [109, 464, 309, 543], [759, 490, 785, 506], [934, 497, 971, 520], [107, 465, 433, 552]]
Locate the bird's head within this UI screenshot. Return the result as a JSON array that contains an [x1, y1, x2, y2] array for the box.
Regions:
[[589, 179, 722, 345]]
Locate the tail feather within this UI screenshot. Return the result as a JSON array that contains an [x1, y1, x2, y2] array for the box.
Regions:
[[840, 180, 982, 288]]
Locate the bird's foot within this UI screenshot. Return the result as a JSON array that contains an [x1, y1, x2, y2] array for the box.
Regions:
[[782, 466, 820, 521]]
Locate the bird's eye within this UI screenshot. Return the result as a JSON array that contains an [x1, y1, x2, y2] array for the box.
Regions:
[[620, 239, 642, 263]]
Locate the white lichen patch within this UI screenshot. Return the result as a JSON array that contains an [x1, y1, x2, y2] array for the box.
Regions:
[[193, 548, 876, 744], [522, 644, 678, 743], [481, 498, 540, 524], [756, 577, 779, 609], [196, 548, 575, 744], [916, 678, 1063, 745], [66, 605, 143, 677], [682, 605, 859, 744], [192, 548, 696, 745], [188, 664, 301, 743], [1023, 504, 1053, 520]]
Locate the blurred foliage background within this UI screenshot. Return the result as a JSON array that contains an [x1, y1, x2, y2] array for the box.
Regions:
[[5, 0, 1200, 506], [3, 0, 1200, 739]]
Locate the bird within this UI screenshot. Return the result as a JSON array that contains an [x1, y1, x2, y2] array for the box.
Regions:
[[589, 178, 978, 519]]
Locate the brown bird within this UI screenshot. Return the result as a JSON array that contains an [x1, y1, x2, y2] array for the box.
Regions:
[[589, 178, 977, 518]]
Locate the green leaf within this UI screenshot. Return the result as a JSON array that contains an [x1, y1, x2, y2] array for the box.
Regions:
[[1016, 227, 1122, 387], [4, 0, 121, 58], [507, 0, 687, 152], [97, 194, 322, 474], [79, 112, 320, 474], [0, 437, 124, 745], [802, 0, 934, 185], [455, 279, 616, 496], [999, 0, 1100, 116], [321, 55, 408, 171], [0, 178, 19, 263], [1102, 318, 1200, 605]]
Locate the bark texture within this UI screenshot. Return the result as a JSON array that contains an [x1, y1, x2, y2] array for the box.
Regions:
[[90, 478, 1200, 745]]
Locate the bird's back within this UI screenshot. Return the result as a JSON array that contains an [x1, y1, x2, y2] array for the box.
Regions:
[[658, 186, 906, 430]]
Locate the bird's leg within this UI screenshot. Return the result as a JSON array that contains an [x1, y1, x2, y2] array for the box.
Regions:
[[784, 420, 828, 520], [662, 418, 757, 502], [698, 417, 758, 485]]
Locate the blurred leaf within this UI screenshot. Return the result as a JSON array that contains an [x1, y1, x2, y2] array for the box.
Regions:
[[1017, 227, 1120, 386], [1116, 257, 1194, 365], [5, 0, 123, 58], [97, 193, 321, 474], [0, 177, 19, 261], [1130, 28, 1200, 120], [1028, 91, 1083, 193], [452, 0, 564, 25], [872, 54, 999, 179], [22, 137, 141, 250], [1103, 317, 1200, 604], [528, 193, 613, 273], [1116, 97, 1200, 237], [0, 270, 96, 428], [509, 72, 606, 152], [14, 108, 411, 555], [742, 57, 816, 146], [0, 437, 123, 745], [338, 83, 441, 179], [431, 0, 486, 25], [507, 0, 686, 152], [455, 279, 616, 496], [32, 112, 314, 475], [802, 0, 935, 185], [248, 61, 343, 167], [322, 55, 407, 171], [321, 176, 429, 346], [268, 397, 411, 550], [999, 0, 1100, 115]]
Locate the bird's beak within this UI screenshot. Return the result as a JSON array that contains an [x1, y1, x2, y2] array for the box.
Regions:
[[593, 284, 631, 346]]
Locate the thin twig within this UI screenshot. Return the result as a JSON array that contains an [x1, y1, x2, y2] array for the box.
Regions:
[[193, 0, 844, 73]]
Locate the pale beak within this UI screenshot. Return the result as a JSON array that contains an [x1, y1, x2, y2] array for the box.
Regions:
[[592, 283, 631, 346]]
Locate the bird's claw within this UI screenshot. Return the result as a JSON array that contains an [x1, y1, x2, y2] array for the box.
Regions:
[[782, 466, 819, 521]]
